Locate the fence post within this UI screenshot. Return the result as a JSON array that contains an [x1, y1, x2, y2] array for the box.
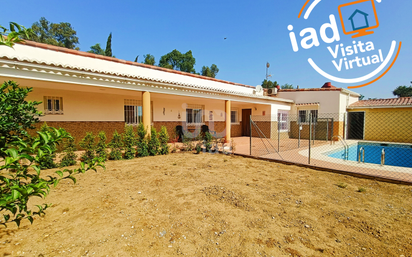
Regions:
[[278, 116, 280, 152], [298, 119, 301, 148], [309, 115, 312, 164], [250, 115, 252, 156], [331, 117, 334, 143], [313, 118, 316, 145]]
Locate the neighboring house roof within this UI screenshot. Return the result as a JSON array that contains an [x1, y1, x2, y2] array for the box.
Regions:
[[348, 97, 412, 109], [296, 102, 320, 106], [0, 40, 294, 104]]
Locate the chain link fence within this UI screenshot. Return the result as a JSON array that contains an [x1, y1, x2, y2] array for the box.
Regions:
[[236, 111, 412, 183]]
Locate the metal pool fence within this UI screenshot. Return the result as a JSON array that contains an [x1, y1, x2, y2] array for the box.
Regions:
[[242, 111, 412, 184]]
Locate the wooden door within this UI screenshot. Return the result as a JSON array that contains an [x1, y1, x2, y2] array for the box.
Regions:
[[242, 109, 252, 136]]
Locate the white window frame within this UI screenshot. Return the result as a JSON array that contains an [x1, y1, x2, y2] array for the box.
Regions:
[[44, 96, 63, 115], [231, 108, 239, 124], [298, 109, 318, 124], [186, 104, 204, 125], [277, 110, 289, 131]]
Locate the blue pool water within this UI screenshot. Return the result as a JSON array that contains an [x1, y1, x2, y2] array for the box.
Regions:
[[327, 142, 412, 168]]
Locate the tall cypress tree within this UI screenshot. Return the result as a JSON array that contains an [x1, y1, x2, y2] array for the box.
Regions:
[[105, 32, 112, 57]]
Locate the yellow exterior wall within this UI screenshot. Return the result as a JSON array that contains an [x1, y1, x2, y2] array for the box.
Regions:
[[348, 108, 412, 143]]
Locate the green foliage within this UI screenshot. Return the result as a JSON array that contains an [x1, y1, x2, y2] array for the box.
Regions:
[[182, 132, 194, 152], [148, 127, 160, 156], [261, 79, 279, 89], [60, 136, 77, 167], [109, 130, 123, 160], [393, 85, 412, 97], [159, 49, 196, 73], [358, 187, 366, 193], [87, 43, 105, 55], [105, 32, 112, 57], [136, 123, 149, 157], [281, 83, 294, 89], [24, 17, 80, 50], [123, 125, 136, 159], [95, 131, 108, 161], [36, 123, 58, 169], [79, 132, 96, 163], [143, 54, 155, 65], [0, 81, 42, 158], [359, 94, 365, 100], [0, 82, 104, 226], [0, 22, 33, 47], [204, 132, 213, 152], [337, 182, 348, 189], [158, 126, 170, 155], [201, 64, 219, 78]]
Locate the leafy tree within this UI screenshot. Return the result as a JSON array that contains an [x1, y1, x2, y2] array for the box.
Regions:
[[136, 123, 149, 157], [87, 43, 105, 55], [123, 125, 136, 159], [134, 55, 139, 62], [143, 54, 155, 65], [393, 85, 412, 98], [24, 17, 79, 50], [159, 49, 196, 73], [261, 79, 279, 89], [158, 126, 170, 155], [281, 83, 294, 89], [0, 22, 33, 47], [148, 127, 160, 156], [60, 136, 78, 167], [201, 64, 219, 78], [105, 32, 112, 57], [37, 122, 58, 169], [95, 131, 108, 161], [0, 81, 41, 158], [79, 132, 96, 163], [109, 130, 123, 160]]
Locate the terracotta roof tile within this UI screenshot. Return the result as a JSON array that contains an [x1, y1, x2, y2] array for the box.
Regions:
[[296, 102, 320, 106], [349, 97, 412, 108], [18, 40, 255, 89]]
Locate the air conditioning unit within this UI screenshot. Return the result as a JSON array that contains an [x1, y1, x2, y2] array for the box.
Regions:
[[267, 88, 278, 96]]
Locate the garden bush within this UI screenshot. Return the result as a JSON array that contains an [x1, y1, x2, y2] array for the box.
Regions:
[[79, 132, 96, 163], [37, 122, 58, 169], [136, 123, 149, 157], [148, 127, 160, 156], [109, 130, 123, 160], [95, 131, 108, 161], [123, 125, 136, 159], [60, 136, 78, 167], [204, 132, 213, 152], [158, 126, 170, 155]]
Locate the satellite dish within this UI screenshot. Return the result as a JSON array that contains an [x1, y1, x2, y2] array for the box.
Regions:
[[255, 85, 263, 93]]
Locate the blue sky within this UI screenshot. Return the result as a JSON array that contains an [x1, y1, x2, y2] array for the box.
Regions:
[[1, 0, 410, 99]]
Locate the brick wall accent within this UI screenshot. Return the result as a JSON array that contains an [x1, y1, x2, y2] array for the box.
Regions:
[[32, 121, 125, 145]]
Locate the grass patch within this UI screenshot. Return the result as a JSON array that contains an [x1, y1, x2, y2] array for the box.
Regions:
[[358, 187, 367, 193], [337, 182, 348, 189]]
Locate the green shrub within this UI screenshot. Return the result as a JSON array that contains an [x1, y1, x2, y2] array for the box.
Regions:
[[95, 131, 108, 161], [158, 126, 170, 155], [358, 187, 366, 193], [182, 132, 195, 152], [204, 132, 213, 152], [123, 125, 136, 159], [337, 182, 348, 189], [60, 136, 77, 167], [148, 127, 160, 156], [0, 80, 104, 227], [79, 132, 96, 163], [36, 122, 58, 169], [109, 130, 123, 160], [136, 123, 149, 157]]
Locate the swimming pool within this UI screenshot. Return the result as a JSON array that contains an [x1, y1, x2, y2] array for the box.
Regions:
[[326, 142, 412, 168]]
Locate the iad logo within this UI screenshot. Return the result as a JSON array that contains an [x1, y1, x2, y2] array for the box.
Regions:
[[288, 0, 401, 89]]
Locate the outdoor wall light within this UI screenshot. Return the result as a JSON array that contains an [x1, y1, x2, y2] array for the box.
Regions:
[[178, 111, 181, 119]]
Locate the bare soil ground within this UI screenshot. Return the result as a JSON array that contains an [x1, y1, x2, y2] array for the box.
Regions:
[[1, 152, 411, 257]]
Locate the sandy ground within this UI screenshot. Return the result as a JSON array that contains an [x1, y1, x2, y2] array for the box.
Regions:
[[1, 152, 411, 257]]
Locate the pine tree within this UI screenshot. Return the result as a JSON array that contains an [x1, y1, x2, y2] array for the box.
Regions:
[[79, 132, 96, 163], [136, 123, 149, 157], [105, 33, 112, 57], [109, 130, 123, 160], [95, 131, 108, 161], [123, 125, 136, 159], [148, 127, 160, 156], [158, 126, 170, 155], [60, 136, 77, 167]]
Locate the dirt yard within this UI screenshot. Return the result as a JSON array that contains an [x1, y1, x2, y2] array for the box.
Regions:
[[1, 152, 411, 256]]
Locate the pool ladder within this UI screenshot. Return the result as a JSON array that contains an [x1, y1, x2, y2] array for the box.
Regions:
[[358, 147, 385, 166], [358, 147, 365, 163], [332, 135, 349, 160]]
